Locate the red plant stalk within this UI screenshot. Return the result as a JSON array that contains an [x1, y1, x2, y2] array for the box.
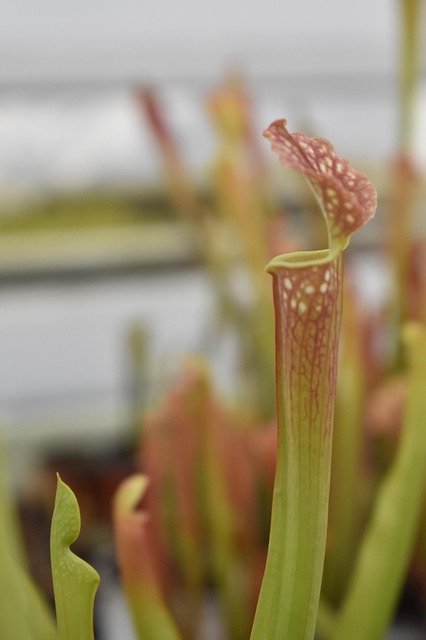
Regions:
[[136, 88, 198, 219], [140, 408, 175, 593], [141, 391, 206, 639], [141, 363, 258, 638], [113, 475, 181, 640], [166, 368, 210, 636], [185, 361, 253, 640], [250, 120, 376, 639], [387, 155, 420, 362]]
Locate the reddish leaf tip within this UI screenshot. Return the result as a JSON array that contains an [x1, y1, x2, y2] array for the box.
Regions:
[[264, 119, 377, 243], [263, 118, 287, 139]]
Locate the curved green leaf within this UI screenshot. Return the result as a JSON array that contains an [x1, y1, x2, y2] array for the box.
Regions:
[[50, 475, 100, 640], [0, 439, 57, 640], [332, 323, 426, 639]]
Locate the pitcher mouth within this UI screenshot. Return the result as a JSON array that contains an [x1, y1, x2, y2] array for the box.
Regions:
[[265, 237, 349, 274]]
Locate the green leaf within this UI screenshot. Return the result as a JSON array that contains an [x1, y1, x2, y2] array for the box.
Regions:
[[0, 438, 57, 640], [50, 475, 100, 640], [20, 571, 59, 640], [332, 323, 426, 639]]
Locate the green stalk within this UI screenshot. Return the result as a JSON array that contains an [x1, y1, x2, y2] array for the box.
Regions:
[[332, 323, 426, 640], [0, 438, 57, 640], [250, 248, 343, 639]]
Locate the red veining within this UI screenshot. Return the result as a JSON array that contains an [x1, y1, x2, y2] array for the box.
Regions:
[[273, 259, 343, 437], [264, 119, 377, 241]]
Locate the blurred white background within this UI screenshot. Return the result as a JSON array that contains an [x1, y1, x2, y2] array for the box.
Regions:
[[1, 0, 425, 196]]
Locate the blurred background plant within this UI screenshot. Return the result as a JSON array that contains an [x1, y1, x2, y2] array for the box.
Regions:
[[1, 0, 426, 638]]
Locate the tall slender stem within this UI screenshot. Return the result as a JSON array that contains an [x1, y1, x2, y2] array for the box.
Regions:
[[251, 119, 376, 640], [251, 250, 342, 639]]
